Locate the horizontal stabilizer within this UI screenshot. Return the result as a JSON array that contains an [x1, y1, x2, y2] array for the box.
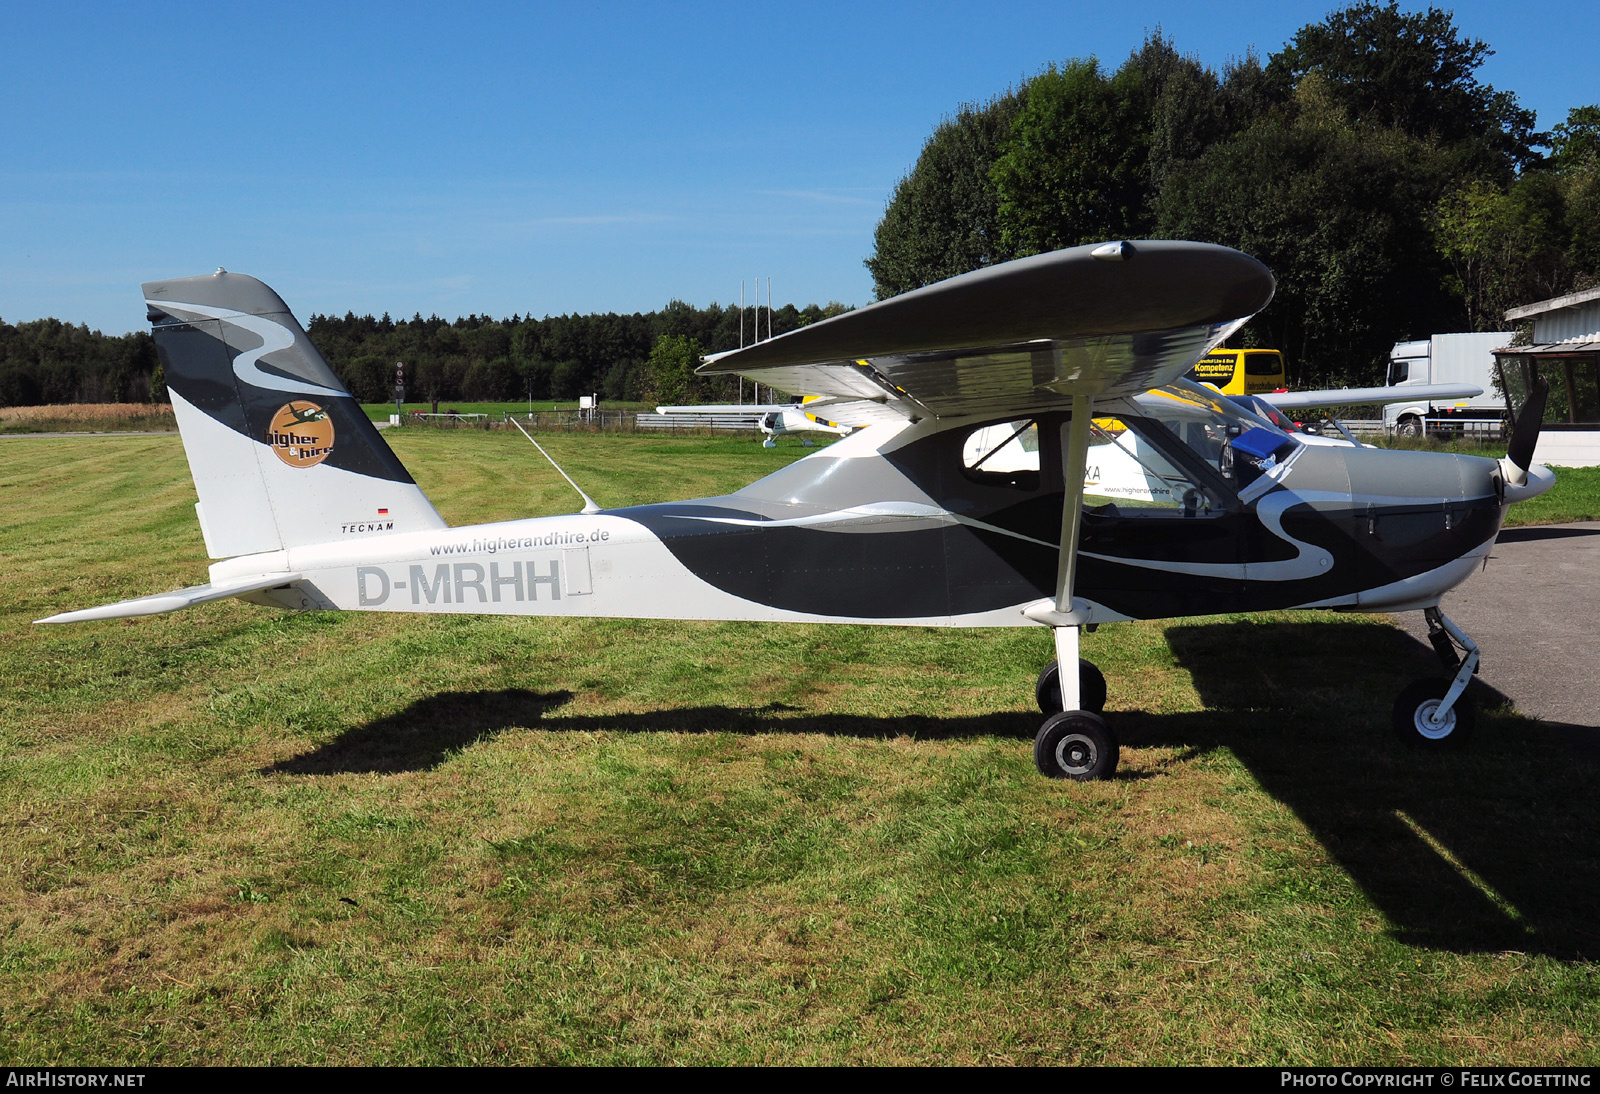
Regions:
[[1261, 384, 1482, 411], [35, 572, 302, 624]]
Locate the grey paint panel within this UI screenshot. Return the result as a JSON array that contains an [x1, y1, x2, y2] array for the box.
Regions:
[[697, 242, 1273, 417], [700, 242, 1273, 370]]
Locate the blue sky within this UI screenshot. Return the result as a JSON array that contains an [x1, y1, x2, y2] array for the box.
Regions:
[[2, 0, 1594, 334]]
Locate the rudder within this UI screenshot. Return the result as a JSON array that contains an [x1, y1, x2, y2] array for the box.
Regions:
[[144, 270, 445, 558]]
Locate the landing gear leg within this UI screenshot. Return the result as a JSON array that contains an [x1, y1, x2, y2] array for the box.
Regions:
[[1029, 392, 1119, 780], [1393, 609, 1479, 749]]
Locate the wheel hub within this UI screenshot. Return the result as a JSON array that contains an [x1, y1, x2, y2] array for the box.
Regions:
[[1055, 733, 1098, 776], [1415, 700, 1455, 740]]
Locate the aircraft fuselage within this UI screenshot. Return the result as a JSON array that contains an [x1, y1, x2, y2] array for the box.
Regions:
[[217, 408, 1508, 628]]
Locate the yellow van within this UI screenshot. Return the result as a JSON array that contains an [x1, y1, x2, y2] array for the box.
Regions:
[[1184, 349, 1285, 395]]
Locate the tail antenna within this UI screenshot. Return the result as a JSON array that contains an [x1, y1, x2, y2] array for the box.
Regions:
[[508, 416, 602, 515]]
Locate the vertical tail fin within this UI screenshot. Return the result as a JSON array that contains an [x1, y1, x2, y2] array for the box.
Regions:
[[144, 271, 445, 558]]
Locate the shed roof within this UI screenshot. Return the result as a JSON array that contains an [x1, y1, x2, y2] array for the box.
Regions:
[[1504, 285, 1600, 321], [1494, 339, 1600, 356]]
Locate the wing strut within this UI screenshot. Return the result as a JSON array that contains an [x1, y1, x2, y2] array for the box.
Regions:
[[1052, 395, 1094, 709], [1023, 394, 1095, 709]]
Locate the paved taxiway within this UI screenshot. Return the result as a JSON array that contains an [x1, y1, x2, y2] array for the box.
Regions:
[[1397, 521, 1600, 730]]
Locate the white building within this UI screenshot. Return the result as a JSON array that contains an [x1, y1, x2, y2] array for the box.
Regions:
[[1497, 285, 1600, 467]]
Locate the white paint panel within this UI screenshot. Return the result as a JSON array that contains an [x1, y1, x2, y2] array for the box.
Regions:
[[267, 514, 1053, 627], [170, 390, 282, 558], [563, 547, 593, 595], [252, 442, 445, 549]]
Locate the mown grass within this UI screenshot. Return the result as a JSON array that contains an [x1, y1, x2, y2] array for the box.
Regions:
[[1504, 466, 1600, 525], [1, 432, 1597, 1065]]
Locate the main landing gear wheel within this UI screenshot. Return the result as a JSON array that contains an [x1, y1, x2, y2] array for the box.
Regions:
[[1392, 679, 1476, 750], [1035, 658, 1107, 715], [1034, 711, 1119, 781]]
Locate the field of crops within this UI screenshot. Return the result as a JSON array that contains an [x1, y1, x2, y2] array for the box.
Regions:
[[0, 403, 176, 433], [1, 430, 1597, 1064]]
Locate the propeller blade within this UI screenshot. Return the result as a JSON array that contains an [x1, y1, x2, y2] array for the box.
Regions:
[[1507, 376, 1549, 472]]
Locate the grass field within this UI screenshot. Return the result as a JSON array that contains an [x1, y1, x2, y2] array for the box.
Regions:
[[1, 431, 1597, 1065]]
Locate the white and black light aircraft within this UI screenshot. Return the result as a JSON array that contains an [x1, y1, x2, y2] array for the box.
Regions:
[[39, 241, 1557, 780]]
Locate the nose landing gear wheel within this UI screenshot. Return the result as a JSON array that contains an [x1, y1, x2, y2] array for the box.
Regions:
[[1392, 679, 1476, 749], [1035, 658, 1107, 715], [1034, 710, 1119, 780]]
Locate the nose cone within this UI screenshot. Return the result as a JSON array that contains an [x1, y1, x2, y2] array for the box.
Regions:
[[1502, 461, 1556, 504]]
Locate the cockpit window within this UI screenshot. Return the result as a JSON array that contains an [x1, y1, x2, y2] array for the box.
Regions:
[[962, 420, 1040, 488], [1082, 415, 1224, 517], [1080, 381, 1293, 515]]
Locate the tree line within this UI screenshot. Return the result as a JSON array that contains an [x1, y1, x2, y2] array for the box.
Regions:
[[0, 320, 159, 407], [303, 300, 848, 406], [0, 299, 848, 409], [867, 2, 1600, 387]]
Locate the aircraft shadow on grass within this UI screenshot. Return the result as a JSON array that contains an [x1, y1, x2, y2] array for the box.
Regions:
[[264, 688, 1035, 778], [1156, 619, 1600, 961], [269, 621, 1598, 960]]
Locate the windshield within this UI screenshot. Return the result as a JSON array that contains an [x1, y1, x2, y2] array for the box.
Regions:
[[1085, 380, 1297, 509]]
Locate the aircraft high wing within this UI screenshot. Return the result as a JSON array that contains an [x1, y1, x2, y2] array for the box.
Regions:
[[1259, 383, 1482, 413], [40, 241, 1556, 780]]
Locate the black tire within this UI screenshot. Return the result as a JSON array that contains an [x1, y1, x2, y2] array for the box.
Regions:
[[1035, 658, 1107, 715], [1397, 416, 1424, 439], [1392, 679, 1476, 749], [1034, 711, 1119, 780]]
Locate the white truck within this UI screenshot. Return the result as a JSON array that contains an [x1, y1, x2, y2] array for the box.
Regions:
[[1383, 332, 1512, 437]]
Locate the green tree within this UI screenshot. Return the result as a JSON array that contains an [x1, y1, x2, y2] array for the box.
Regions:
[[1550, 105, 1600, 171], [644, 334, 703, 406], [991, 59, 1150, 255], [866, 33, 1272, 296], [1157, 80, 1458, 385], [1433, 176, 1573, 331], [865, 90, 1025, 298], [1266, 1, 1540, 170]]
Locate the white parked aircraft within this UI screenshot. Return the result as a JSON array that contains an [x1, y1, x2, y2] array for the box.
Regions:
[[653, 400, 854, 446]]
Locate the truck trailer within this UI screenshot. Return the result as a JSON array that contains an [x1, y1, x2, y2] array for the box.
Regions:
[[1383, 332, 1512, 437]]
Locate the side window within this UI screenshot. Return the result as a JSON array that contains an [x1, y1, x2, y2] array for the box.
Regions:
[[1081, 417, 1222, 517], [961, 420, 1040, 489]]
